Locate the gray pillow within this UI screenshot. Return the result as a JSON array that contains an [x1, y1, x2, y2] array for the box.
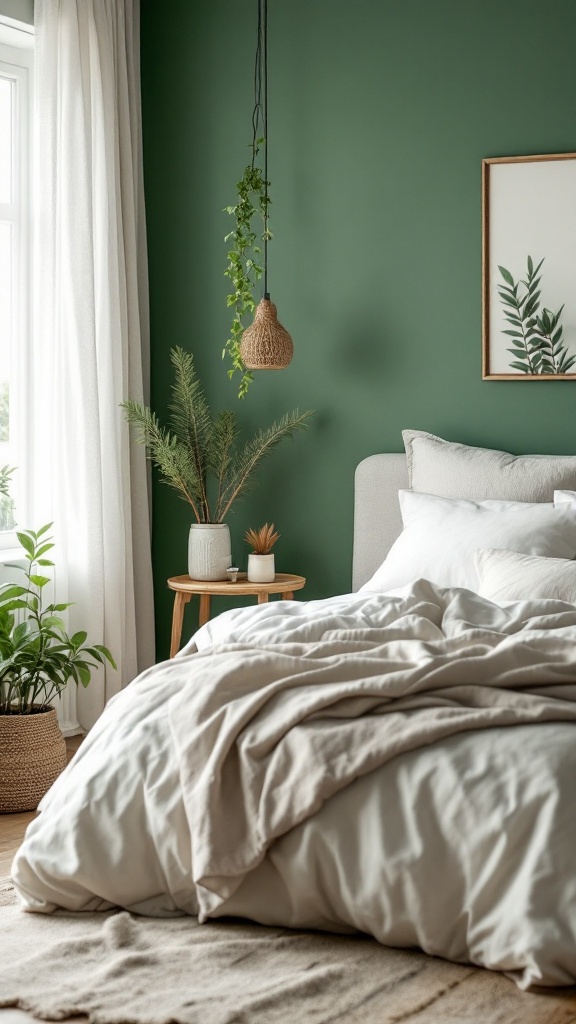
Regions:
[[403, 429, 576, 502]]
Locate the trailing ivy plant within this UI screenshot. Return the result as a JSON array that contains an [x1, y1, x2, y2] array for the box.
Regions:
[[223, 137, 271, 398], [498, 256, 576, 375]]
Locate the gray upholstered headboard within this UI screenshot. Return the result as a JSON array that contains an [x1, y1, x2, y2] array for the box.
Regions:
[[352, 454, 408, 591]]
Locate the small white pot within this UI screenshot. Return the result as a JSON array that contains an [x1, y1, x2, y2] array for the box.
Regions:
[[188, 524, 231, 581], [247, 553, 275, 583]]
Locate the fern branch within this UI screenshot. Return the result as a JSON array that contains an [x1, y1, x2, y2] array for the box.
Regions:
[[210, 410, 239, 519], [122, 400, 204, 523], [216, 410, 312, 522], [168, 348, 211, 521]]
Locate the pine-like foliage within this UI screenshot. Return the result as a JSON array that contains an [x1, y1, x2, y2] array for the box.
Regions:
[[122, 348, 311, 523], [168, 347, 212, 521]]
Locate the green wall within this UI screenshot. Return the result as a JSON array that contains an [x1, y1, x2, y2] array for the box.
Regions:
[[141, 0, 576, 658]]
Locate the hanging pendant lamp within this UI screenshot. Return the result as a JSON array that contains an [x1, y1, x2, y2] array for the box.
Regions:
[[240, 0, 294, 372]]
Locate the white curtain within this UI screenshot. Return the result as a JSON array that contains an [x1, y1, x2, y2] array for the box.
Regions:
[[32, 0, 155, 732]]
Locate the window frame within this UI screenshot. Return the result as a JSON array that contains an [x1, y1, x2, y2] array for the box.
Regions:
[[0, 31, 33, 550]]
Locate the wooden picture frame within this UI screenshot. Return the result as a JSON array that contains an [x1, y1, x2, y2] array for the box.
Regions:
[[482, 153, 576, 380]]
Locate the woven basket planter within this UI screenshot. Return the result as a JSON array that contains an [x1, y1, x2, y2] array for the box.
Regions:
[[0, 707, 67, 813]]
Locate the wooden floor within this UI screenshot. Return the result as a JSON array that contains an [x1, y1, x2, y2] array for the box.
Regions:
[[0, 735, 86, 1024], [0, 810, 35, 883], [1, 735, 83, 883]]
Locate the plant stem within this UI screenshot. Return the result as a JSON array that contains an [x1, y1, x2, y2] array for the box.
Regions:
[[519, 318, 536, 373]]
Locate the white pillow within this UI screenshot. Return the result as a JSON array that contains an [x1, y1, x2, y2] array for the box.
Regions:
[[359, 490, 576, 593], [403, 429, 576, 502], [555, 489, 576, 507], [477, 548, 576, 605]]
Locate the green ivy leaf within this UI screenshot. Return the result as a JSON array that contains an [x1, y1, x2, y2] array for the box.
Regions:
[[77, 664, 91, 687], [93, 644, 117, 669], [2, 599, 31, 612], [29, 575, 51, 588], [498, 265, 514, 285], [0, 584, 28, 601], [34, 543, 55, 559], [16, 532, 34, 557], [41, 615, 66, 630]]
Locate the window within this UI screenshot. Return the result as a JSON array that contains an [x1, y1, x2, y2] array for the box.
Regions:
[[0, 19, 33, 546]]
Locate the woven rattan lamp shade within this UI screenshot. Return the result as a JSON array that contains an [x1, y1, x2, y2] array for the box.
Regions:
[[240, 297, 294, 370]]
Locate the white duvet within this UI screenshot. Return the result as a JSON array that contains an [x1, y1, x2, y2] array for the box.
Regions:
[[12, 580, 576, 990]]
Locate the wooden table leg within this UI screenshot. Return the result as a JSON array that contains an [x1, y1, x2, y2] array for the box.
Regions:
[[199, 593, 211, 626], [257, 593, 269, 605], [170, 592, 192, 658], [281, 591, 294, 600]]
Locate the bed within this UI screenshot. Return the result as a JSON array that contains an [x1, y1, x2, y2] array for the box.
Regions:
[[9, 431, 576, 992]]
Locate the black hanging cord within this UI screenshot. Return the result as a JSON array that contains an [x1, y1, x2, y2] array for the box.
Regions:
[[251, 0, 270, 300], [263, 0, 269, 298], [251, 1, 262, 165]]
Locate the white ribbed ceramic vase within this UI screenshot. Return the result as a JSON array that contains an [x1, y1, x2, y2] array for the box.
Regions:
[[247, 553, 275, 583], [188, 524, 231, 581]]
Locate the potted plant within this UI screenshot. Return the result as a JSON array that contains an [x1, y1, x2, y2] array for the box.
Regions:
[[0, 525, 116, 813], [245, 522, 279, 583], [0, 463, 15, 531], [122, 347, 311, 581]]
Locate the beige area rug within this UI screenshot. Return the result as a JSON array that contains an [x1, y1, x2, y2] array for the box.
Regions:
[[0, 881, 16, 908], [1, 884, 576, 1024]]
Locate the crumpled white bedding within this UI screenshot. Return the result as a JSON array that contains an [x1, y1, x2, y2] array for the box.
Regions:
[[12, 580, 576, 990]]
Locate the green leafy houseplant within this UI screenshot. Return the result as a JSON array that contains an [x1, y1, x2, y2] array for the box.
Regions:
[[122, 347, 311, 524], [223, 137, 270, 398], [0, 463, 16, 531], [498, 256, 576, 375], [0, 525, 116, 715]]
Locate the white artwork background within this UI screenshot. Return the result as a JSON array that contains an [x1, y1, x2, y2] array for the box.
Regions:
[[489, 159, 576, 374]]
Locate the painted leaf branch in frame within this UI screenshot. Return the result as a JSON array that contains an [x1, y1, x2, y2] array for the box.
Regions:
[[497, 256, 576, 375], [482, 153, 576, 379]]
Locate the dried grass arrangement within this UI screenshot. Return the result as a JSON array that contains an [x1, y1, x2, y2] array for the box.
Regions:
[[244, 523, 280, 555]]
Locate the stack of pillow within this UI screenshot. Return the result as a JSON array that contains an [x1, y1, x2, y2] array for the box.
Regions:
[[360, 429, 576, 604]]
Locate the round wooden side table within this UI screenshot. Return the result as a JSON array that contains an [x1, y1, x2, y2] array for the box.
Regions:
[[167, 572, 306, 657]]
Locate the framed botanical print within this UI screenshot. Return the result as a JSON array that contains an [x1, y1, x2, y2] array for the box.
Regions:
[[482, 152, 576, 379]]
